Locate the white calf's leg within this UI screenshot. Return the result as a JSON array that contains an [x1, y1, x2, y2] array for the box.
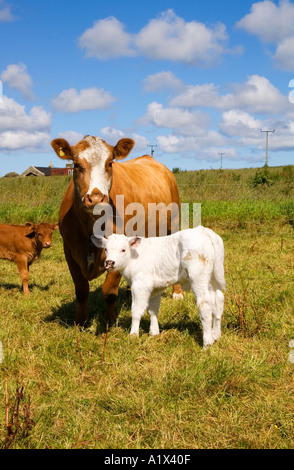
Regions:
[[147, 294, 161, 336], [212, 288, 224, 342], [130, 286, 149, 336], [191, 283, 214, 347]]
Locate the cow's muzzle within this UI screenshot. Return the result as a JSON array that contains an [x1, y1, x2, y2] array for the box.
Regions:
[[84, 191, 108, 209], [105, 259, 115, 270]]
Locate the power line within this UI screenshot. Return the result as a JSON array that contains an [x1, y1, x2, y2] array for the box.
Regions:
[[260, 129, 275, 167]]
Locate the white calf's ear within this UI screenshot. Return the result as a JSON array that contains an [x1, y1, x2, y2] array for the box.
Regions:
[[91, 235, 106, 249], [129, 236, 141, 248]]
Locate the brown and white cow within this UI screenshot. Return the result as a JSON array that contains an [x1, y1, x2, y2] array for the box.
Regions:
[[51, 135, 182, 326], [0, 222, 58, 294]]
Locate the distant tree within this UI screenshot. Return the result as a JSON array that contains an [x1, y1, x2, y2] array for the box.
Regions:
[[3, 172, 19, 178]]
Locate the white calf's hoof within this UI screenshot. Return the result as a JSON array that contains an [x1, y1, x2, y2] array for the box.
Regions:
[[149, 329, 160, 336], [130, 331, 139, 337]]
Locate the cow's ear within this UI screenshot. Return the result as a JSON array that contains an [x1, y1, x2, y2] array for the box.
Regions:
[[113, 138, 135, 160], [51, 139, 74, 160], [52, 223, 59, 230], [25, 223, 36, 237], [90, 235, 107, 249], [129, 236, 141, 248]]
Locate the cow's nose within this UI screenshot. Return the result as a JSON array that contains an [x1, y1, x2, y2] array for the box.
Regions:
[[105, 260, 115, 270], [84, 191, 108, 207], [44, 241, 52, 248]]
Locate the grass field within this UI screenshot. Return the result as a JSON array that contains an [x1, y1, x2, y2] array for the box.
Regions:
[[0, 165, 293, 449]]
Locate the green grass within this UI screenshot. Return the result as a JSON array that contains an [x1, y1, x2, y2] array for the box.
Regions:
[[0, 175, 70, 223], [0, 167, 293, 449]]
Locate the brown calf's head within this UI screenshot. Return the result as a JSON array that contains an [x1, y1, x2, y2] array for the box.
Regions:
[[25, 222, 59, 248], [51, 135, 135, 211]]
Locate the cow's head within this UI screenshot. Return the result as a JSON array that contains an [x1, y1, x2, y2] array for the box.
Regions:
[[91, 233, 141, 272], [51, 136, 134, 211], [25, 222, 59, 248]]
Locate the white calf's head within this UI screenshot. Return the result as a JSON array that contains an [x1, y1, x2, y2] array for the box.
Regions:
[[91, 234, 141, 272], [51, 135, 134, 211]]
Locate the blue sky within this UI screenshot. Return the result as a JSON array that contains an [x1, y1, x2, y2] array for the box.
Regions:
[[0, 0, 294, 176]]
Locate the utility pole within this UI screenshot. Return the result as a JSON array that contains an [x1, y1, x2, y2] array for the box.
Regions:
[[260, 129, 275, 167], [148, 144, 157, 157], [218, 152, 225, 169]]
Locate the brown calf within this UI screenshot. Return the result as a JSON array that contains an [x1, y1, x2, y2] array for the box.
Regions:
[[0, 222, 58, 294]]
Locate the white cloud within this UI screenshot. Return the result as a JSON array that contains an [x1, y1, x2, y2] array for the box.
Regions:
[[78, 16, 135, 59], [57, 130, 84, 146], [1, 63, 34, 99], [157, 131, 227, 154], [236, 0, 294, 70], [142, 71, 184, 93], [135, 10, 228, 66], [170, 83, 220, 108], [101, 126, 149, 151], [138, 72, 294, 163], [197, 146, 240, 162], [0, 131, 50, 151], [219, 109, 294, 152], [0, 96, 51, 151], [79, 10, 233, 66], [219, 109, 263, 137], [236, 0, 294, 43], [170, 75, 290, 115], [100, 126, 125, 143], [228, 75, 289, 114], [139, 101, 211, 136], [0, 96, 51, 131], [51, 87, 115, 113], [0, 1, 15, 21], [274, 36, 294, 69], [131, 133, 149, 151]]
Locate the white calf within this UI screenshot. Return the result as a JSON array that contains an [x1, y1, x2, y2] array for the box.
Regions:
[[91, 226, 225, 347]]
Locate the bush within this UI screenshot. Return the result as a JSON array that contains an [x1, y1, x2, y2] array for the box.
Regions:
[[252, 167, 273, 187], [3, 172, 19, 178]]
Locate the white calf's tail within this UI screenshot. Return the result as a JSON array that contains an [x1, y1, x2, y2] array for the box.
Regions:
[[199, 226, 225, 291]]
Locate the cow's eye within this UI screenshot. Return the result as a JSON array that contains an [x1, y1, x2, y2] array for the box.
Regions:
[[74, 163, 83, 172], [121, 249, 126, 253]]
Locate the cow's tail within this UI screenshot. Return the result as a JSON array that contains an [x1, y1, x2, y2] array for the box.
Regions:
[[201, 226, 226, 291]]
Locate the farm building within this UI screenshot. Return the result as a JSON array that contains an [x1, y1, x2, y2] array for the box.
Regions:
[[21, 162, 73, 177]]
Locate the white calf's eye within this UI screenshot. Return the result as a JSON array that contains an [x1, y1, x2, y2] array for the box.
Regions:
[[121, 249, 126, 252]]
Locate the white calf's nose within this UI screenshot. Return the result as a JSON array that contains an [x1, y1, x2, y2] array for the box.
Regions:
[[105, 259, 115, 269]]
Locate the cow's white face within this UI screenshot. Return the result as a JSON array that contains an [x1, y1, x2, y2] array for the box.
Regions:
[[79, 136, 113, 200], [51, 135, 135, 211], [91, 234, 141, 270]]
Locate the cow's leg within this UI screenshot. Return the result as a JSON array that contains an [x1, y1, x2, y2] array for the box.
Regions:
[[211, 285, 224, 343], [16, 256, 30, 295], [191, 283, 214, 348], [147, 294, 162, 336], [167, 226, 184, 300], [75, 277, 90, 326], [64, 244, 89, 326], [130, 285, 149, 336], [102, 270, 122, 325]]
